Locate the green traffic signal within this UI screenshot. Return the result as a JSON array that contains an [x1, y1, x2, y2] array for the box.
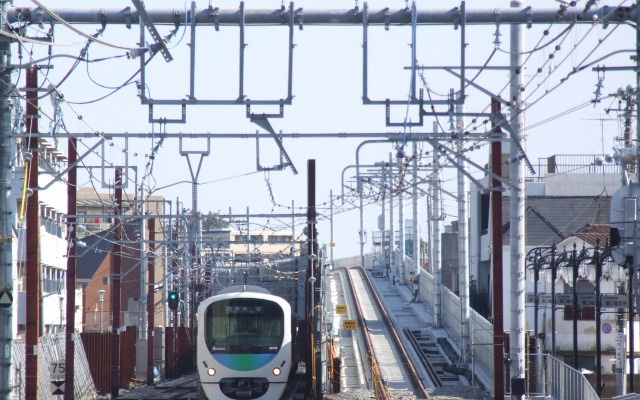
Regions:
[[168, 291, 179, 310]]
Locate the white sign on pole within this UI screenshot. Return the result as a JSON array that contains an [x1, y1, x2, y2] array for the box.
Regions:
[[50, 361, 65, 381]]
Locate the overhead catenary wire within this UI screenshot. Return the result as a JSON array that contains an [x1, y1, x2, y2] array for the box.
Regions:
[[0, 28, 82, 46], [5, 1, 633, 261], [30, 0, 139, 51], [452, 2, 627, 168], [2, 23, 158, 192]]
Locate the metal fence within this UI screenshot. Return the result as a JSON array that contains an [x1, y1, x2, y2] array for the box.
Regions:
[[527, 353, 599, 400], [529, 154, 622, 178], [417, 268, 599, 399], [12, 332, 97, 400]]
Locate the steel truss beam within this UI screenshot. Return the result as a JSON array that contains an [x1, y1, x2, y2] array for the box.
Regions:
[[7, 6, 634, 26], [14, 131, 507, 140]]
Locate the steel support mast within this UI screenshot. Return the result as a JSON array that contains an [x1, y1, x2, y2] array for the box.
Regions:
[[25, 67, 40, 400], [0, 1, 11, 397], [389, 153, 395, 278], [509, 1, 526, 398], [412, 141, 419, 279], [432, 146, 442, 328], [456, 99, 471, 365]]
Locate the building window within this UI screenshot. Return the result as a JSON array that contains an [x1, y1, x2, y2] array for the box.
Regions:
[[562, 355, 595, 371], [480, 192, 490, 235], [250, 235, 264, 243], [563, 305, 595, 321], [103, 277, 109, 285]]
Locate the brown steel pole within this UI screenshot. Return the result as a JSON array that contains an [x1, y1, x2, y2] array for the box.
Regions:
[[64, 136, 77, 400], [111, 168, 123, 399], [490, 99, 505, 400], [25, 67, 40, 400], [147, 217, 155, 384], [306, 159, 318, 397]]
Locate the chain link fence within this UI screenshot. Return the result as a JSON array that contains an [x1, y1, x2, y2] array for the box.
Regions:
[[12, 332, 97, 400]]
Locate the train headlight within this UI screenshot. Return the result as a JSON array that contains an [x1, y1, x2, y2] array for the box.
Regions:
[[207, 367, 216, 376], [272, 367, 282, 376]]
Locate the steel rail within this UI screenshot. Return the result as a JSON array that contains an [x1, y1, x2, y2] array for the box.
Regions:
[[121, 376, 199, 400], [403, 327, 443, 388], [354, 266, 430, 399], [343, 267, 389, 400], [346, 266, 429, 399]]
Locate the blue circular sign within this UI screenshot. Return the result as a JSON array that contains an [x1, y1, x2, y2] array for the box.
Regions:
[[602, 322, 612, 334]]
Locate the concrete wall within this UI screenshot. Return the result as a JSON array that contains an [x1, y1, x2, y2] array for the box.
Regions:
[[544, 173, 621, 196], [419, 268, 494, 392]]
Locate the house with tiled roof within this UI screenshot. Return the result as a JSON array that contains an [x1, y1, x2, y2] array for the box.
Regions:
[[77, 229, 116, 332], [76, 225, 147, 332], [75, 188, 165, 331], [462, 153, 629, 377], [469, 154, 621, 325]]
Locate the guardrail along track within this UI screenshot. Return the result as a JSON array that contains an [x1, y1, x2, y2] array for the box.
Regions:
[[345, 267, 429, 399]]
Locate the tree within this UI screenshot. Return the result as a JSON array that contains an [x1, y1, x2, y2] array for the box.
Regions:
[[202, 211, 229, 230]]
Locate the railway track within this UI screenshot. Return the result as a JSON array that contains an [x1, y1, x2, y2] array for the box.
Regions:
[[344, 266, 429, 399], [118, 375, 200, 400], [404, 328, 462, 387], [327, 268, 367, 391]]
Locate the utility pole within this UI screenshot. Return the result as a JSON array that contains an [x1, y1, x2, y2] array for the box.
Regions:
[[491, 99, 505, 400], [388, 153, 395, 278], [398, 159, 405, 283], [380, 163, 386, 275], [509, 1, 526, 398], [432, 146, 442, 328], [25, 67, 40, 400], [306, 159, 320, 399], [0, 0, 12, 397], [147, 217, 155, 385], [456, 96, 470, 365], [633, 0, 640, 393], [64, 135, 77, 400], [412, 140, 419, 279], [137, 184, 147, 380], [329, 190, 334, 268], [359, 175, 365, 270], [111, 168, 123, 400]]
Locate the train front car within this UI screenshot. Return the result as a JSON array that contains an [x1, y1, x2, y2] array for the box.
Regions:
[[197, 287, 292, 400]]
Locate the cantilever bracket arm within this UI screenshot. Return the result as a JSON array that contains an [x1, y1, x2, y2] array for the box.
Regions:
[[131, 0, 173, 62], [37, 139, 105, 191], [496, 117, 535, 176], [424, 138, 520, 192], [250, 114, 298, 175], [256, 131, 284, 172]]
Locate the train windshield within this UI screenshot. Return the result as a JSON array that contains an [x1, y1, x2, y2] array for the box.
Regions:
[[204, 298, 284, 354]]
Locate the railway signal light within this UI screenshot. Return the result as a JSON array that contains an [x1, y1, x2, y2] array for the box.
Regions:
[[168, 291, 179, 310]]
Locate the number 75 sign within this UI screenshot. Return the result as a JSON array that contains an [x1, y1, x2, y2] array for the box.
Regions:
[[50, 361, 65, 381]]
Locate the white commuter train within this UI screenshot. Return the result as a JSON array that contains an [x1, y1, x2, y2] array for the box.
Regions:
[[197, 285, 295, 400]]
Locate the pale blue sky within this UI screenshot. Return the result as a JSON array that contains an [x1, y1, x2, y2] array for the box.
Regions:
[[10, 0, 637, 258]]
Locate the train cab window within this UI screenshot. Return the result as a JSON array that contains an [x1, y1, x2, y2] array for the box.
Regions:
[[205, 298, 284, 354]]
